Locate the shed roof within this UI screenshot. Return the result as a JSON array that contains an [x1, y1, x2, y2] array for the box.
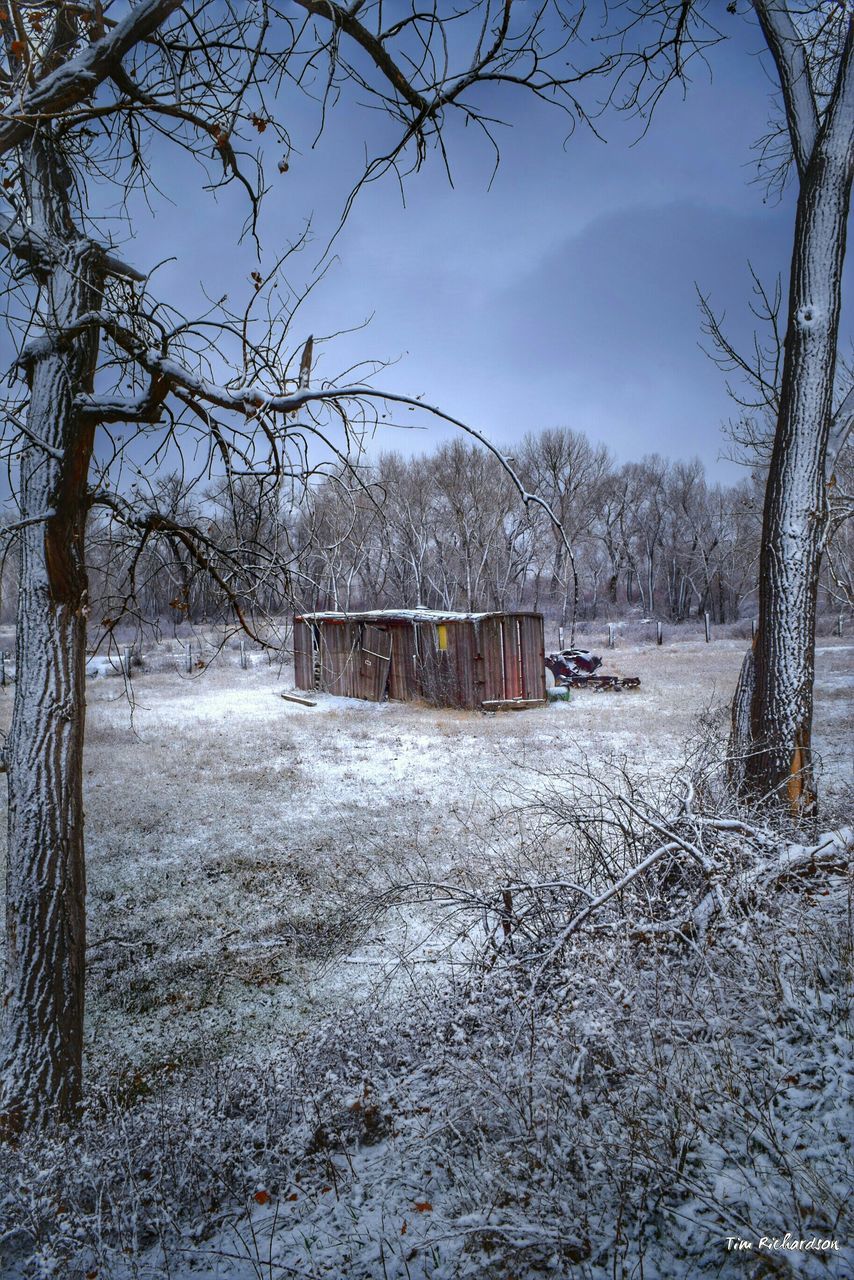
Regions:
[[295, 608, 540, 624]]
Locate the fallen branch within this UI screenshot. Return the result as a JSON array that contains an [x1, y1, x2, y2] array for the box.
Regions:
[[532, 840, 687, 984], [632, 829, 852, 944]]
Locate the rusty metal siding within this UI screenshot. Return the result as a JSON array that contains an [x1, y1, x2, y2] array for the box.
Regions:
[[477, 616, 505, 702], [342, 623, 360, 697], [411, 621, 480, 709], [293, 618, 314, 690], [316, 620, 336, 693], [318, 619, 356, 696], [501, 616, 523, 699], [449, 620, 479, 708], [337, 627, 351, 693], [413, 621, 442, 704], [295, 610, 545, 710], [519, 613, 546, 701], [415, 621, 473, 707], [388, 621, 418, 701], [437, 622, 465, 708], [316, 620, 332, 693]]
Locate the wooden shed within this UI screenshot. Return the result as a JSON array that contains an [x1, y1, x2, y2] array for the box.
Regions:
[[293, 609, 546, 710]]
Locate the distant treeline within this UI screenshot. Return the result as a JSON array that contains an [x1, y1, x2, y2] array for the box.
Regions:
[[2, 427, 848, 629], [296, 432, 763, 626]]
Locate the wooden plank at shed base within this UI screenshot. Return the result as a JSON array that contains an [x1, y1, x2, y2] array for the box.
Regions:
[[279, 690, 317, 706], [481, 698, 547, 712]]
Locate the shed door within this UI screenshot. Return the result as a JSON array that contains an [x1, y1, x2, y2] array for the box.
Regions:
[[357, 624, 393, 701], [293, 619, 314, 691]]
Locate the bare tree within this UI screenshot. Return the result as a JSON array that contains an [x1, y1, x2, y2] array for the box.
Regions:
[[297, 468, 387, 611], [823, 438, 854, 609], [381, 452, 447, 608], [0, 0, 590, 1132], [728, 3, 853, 811], [519, 427, 612, 635], [288, 433, 765, 626], [609, 0, 853, 812]]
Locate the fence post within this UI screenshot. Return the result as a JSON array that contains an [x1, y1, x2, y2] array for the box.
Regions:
[[656, 621, 663, 646], [558, 626, 564, 652], [608, 623, 615, 649], [186, 643, 194, 674], [240, 639, 248, 670], [838, 613, 844, 638], [704, 612, 711, 643], [751, 618, 757, 641]]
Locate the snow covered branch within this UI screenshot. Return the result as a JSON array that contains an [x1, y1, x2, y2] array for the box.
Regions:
[[0, 213, 146, 284], [752, 1, 820, 180], [0, 0, 184, 158], [0, 508, 56, 536]]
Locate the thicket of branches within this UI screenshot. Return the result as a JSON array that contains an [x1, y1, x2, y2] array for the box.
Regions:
[[0, 0, 608, 1134], [1, 737, 850, 1278]]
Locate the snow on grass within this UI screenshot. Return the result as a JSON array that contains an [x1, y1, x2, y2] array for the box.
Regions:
[[0, 635, 850, 1278], [1, 637, 849, 1076], [72, 645, 722, 1061]]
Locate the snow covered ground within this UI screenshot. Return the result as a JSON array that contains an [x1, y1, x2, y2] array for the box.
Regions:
[[65, 633, 847, 1078], [0, 635, 850, 1278]]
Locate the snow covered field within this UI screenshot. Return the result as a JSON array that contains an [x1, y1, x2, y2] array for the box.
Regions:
[[47, 635, 845, 1076], [45, 638, 840, 1068], [0, 635, 851, 1278]]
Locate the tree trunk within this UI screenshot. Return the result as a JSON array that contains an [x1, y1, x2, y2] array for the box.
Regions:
[[735, 48, 853, 813], [549, 536, 564, 604], [1, 134, 100, 1131]]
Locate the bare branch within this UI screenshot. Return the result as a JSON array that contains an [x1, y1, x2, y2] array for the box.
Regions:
[[827, 383, 854, 482]]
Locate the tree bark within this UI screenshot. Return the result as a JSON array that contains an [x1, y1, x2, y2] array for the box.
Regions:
[[0, 133, 100, 1131], [733, 18, 853, 814]]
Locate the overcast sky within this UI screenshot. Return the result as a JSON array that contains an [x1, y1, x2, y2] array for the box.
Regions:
[[119, 8, 851, 482]]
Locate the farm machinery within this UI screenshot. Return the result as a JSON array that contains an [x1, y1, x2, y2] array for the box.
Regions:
[[545, 649, 641, 692]]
